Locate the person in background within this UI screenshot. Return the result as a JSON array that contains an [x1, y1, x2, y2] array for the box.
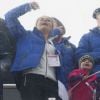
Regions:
[[52, 17, 76, 88], [5, 2, 67, 100], [0, 18, 15, 84], [50, 17, 76, 100], [68, 55, 97, 100], [0, 18, 16, 100], [76, 8, 100, 100]]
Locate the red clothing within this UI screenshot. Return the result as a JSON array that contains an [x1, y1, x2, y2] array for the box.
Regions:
[[68, 69, 96, 100]]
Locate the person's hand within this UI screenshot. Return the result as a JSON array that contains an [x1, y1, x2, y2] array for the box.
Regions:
[[29, 2, 40, 10], [82, 75, 88, 80], [56, 26, 65, 35]]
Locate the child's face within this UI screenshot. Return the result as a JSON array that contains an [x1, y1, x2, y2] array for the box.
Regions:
[[80, 59, 93, 70]]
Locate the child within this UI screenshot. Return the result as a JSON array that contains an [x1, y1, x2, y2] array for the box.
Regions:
[[68, 55, 97, 100]]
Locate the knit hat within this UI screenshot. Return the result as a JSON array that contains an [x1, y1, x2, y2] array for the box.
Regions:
[[93, 8, 100, 19], [79, 55, 94, 65]]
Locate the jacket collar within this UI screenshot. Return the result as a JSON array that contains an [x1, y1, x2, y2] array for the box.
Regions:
[[53, 36, 71, 45], [33, 27, 52, 40], [33, 27, 44, 39], [90, 27, 100, 34]]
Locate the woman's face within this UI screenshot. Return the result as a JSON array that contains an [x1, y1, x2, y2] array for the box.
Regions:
[[36, 16, 53, 33]]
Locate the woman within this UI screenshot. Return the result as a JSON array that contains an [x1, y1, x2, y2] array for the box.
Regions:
[[51, 17, 76, 100], [5, 2, 65, 100], [52, 17, 76, 87]]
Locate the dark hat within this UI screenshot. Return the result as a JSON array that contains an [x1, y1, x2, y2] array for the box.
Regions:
[[79, 55, 94, 65], [93, 8, 100, 19]]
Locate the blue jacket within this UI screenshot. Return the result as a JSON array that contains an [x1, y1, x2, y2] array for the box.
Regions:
[[53, 37, 76, 87], [76, 27, 100, 72]]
